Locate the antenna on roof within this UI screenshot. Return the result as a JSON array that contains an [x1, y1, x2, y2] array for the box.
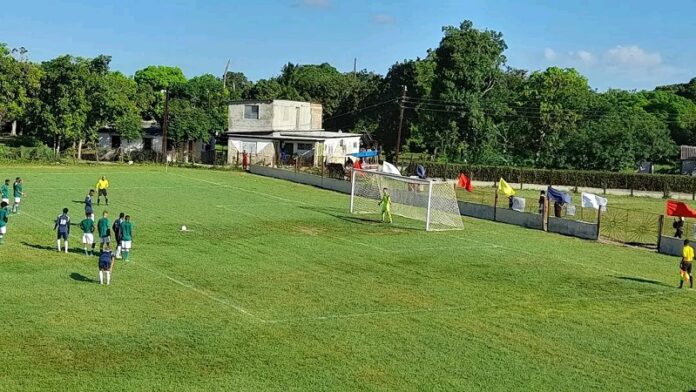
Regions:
[[222, 59, 231, 92]]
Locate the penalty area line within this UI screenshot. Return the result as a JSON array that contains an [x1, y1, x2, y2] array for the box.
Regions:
[[134, 262, 266, 323]]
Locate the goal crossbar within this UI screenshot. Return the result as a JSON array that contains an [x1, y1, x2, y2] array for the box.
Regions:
[[350, 169, 463, 231]]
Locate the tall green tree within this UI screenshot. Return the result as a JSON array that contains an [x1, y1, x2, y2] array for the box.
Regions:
[[427, 20, 508, 161], [0, 44, 43, 135]]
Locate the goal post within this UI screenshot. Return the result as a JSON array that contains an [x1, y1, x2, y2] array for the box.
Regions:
[[350, 169, 463, 231]]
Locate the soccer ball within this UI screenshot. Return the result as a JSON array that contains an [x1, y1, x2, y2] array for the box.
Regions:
[[180, 225, 187, 232], [128, 161, 134, 165]]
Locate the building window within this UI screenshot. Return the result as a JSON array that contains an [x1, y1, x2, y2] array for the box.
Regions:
[[244, 105, 259, 119], [353, 142, 358, 148], [111, 135, 121, 149], [143, 138, 153, 151], [297, 143, 313, 151]]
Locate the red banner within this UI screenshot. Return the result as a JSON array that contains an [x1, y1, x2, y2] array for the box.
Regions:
[[666, 200, 696, 218], [457, 173, 473, 192]]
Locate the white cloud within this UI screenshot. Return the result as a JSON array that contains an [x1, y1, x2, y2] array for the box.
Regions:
[[372, 14, 396, 25], [544, 48, 557, 61], [576, 50, 595, 64], [294, 0, 330, 8], [603, 45, 662, 69]]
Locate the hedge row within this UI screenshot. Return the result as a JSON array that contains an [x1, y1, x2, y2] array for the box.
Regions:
[[0, 144, 60, 162], [406, 162, 696, 194]]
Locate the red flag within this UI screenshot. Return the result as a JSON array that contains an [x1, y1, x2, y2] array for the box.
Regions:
[[457, 173, 473, 192], [666, 200, 696, 218]]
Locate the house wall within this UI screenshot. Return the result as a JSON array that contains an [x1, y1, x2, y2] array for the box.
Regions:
[[228, 100, 322, 133], [228, 102, 275, 133], [227, 138, 275, 165], [323, 136, 361, 163]]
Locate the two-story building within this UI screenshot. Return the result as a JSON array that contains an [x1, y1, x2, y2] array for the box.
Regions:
[[226, 100, 361, 167]]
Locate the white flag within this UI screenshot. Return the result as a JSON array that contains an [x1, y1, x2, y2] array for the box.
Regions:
[[512, 197, 526, 212], [581, 192, 608, 210], [380, 161, 401, 176]]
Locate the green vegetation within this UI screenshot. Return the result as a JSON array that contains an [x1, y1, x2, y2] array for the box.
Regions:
[[4, 19, 696, 169], [0, 165, 694, 391]]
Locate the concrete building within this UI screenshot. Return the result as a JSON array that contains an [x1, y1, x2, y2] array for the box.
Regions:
[[226, 100, 360, 166], [98, 120, 205, 162], [681, 145, 696, 175]]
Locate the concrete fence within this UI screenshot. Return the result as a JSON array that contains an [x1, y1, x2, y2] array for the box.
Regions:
[[658, 236, 683, 257], [252, 165, 600, 242]]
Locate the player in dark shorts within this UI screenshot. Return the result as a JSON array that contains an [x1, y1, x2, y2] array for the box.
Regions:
[[112, 212, 125, 259], [95, 176, 110, 206], [98, 244, 115, 285], [54, 208, 71, 253], [680, 239, 694, 289]]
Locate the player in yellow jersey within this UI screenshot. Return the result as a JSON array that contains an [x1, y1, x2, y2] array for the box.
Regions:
[[680, 239, 693, 289], [378, 187, 392, 224], [95, 176, 110, 206]]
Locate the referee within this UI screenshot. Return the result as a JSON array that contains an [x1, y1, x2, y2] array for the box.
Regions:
[[95, 176, 110, 206], [680, 239, 694, 289]]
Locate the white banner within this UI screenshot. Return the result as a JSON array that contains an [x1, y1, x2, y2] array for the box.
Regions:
[[380, 161, 401, 176], [581, 192, 608, 210]]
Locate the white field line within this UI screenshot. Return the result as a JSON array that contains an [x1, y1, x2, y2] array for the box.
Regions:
[[134, 261, 265, 323], [30, 186, 182, 190], [173, 173, 313, 207], [263, 290, 677, 325]]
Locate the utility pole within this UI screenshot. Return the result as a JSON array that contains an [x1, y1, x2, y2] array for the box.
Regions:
[[394, 85, 407, 165], [161, 88, 170, 164], [353, 57, 357, 79]]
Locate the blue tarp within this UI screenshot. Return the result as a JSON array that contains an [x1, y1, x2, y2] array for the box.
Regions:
[[547, 186, 572, 204], [349, 150, 379, 158]]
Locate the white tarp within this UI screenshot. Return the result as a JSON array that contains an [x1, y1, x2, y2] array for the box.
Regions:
[[380, 161, 401, 176], [512, 197, 526, 212], [581, 192, 608, 210]]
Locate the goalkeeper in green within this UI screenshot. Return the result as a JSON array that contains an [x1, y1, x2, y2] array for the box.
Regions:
[[378, 187, 392, 223]]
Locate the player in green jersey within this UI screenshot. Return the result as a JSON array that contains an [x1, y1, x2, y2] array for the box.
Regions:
[[80, 212, 96, 256], [120, 215, 134, 261]]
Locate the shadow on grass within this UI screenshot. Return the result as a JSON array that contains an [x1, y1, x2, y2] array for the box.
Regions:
[[615, 276, 673, 288], [70, 272, 97, 283], [298, 206, 421, 231], [21, 241, 87, 255]]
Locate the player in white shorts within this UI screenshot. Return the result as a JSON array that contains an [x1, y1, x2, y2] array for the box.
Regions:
[[1, 179, 10, 204], [79, 212, 96, 256]]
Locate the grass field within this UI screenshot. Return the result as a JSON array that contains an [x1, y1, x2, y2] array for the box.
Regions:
[[1, 165, 694, 391]]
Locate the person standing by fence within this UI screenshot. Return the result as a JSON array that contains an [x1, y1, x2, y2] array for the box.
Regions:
[[538, 191, 546, 214], [673, 217, 685, 238]]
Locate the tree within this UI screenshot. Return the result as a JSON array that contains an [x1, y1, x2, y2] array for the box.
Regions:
[[519, 67, 592, 167], [134, 65, 186, 91], [640, 90, 696, 146], [224, 71, 252, 100], [427, 20, 509, 162], [0, 44, 43, 135]]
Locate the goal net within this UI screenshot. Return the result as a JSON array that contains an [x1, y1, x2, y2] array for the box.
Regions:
[[350, 169, 463, 231]]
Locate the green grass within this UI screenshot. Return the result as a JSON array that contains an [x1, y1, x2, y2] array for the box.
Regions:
[[0, 165, 695, 391]]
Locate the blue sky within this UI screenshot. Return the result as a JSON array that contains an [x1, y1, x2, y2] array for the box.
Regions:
[[2, 0, 694, 90]]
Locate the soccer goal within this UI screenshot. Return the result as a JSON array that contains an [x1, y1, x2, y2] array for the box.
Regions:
[[350, 169, 464, 231]]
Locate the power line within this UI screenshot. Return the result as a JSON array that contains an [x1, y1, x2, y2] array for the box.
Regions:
[[323, 98, 398, 122]]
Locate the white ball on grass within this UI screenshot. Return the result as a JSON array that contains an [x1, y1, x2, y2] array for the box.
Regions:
[[180, 225, 187, 231]]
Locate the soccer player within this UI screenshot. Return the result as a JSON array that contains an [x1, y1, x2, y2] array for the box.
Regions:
[[679, 239, 694, 289], [98, 244, 115, 285], [95, 176, 110, 206], [120, 215, 133, 261], [0, 201, 9, 245], [80, 212, 96, 256], [97, 211, 111, 252], [378, 187, 393, 224], [54, 208, 71, 253], [85, 189, 95, 221], [112, 212, 125, 259], [1, 179, 10, 205], [12, 177, 24, 214]]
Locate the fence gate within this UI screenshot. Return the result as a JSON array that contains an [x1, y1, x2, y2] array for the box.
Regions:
[[599, 207, 660, 248]]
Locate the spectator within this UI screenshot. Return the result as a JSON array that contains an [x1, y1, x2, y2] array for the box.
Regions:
[[554, 201, 563, 218], [674, 217, 685, 238]]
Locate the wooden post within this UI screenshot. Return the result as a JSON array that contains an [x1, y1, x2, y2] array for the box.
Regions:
[[544, 196, 550, 231], [595, 206, 602, 240], [657, 215, 665, 250], [493, 189, 499, 221]]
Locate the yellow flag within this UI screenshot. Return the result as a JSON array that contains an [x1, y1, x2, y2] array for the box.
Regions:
[[498, 178, 515, 197]]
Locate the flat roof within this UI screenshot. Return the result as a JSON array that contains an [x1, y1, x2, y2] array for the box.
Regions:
[[228, 130, 360, 142]]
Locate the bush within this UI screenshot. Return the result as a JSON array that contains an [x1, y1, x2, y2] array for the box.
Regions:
[[406, 162, 696, 194]]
